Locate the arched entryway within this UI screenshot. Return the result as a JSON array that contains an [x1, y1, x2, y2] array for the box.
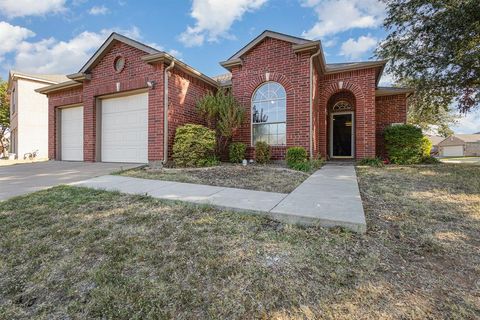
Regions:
[[327, 91, 356, 158]]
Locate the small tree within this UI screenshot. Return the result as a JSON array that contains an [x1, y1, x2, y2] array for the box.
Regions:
[[197, 89, 245, 156], [0, 79, 9, 158]]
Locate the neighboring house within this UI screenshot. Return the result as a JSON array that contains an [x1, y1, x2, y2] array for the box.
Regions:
[[438, 134, 480, 157], [426, 135, 445, 155], [37, 30, 413, 164], [8, 71, 68, 159]]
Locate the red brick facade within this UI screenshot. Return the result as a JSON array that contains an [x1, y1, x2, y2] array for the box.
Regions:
[[46, 32, 409, 163], [47, 41, 214, 162], [375, 95, 408, 156], [230, 37, 311, 160]]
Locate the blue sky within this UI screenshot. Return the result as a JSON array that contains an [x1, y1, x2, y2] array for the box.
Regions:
[[0, 0, 478, 133]]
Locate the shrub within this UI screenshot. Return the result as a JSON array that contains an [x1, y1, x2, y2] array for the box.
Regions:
[[173, 124, 218, 167], [358, 157, 384, 167], [196, 89, 245, 155], [421, 156, 441, 164], [384, 124, 426, 164], [286, 147, 308, 168], [421, 136, 432, 157], [255, 141, 270, 164], [229, 142, 246, 163], [289, 157, 325, 172]]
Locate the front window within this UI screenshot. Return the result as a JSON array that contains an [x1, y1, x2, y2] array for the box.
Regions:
[[252, 82, 286, 145]]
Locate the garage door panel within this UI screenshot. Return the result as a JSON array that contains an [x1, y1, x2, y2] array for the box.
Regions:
[[61, 106, 84, 161], [101, 93, 148, 163], [443, 146, 463, 157]]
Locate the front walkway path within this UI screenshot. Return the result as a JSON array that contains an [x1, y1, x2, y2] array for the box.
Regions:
[[73, 165, 366, 233]]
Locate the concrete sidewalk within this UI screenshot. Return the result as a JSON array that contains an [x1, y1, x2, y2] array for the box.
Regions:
[[73, 165, 366, 233]]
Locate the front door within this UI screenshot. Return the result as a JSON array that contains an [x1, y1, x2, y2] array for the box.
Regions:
[[331, 113, 354, 158]]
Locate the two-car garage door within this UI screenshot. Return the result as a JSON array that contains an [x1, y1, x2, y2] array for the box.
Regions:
[[442, 145, 464, 157], [59, 92, 148, 163], [101, 93, 148, 163]]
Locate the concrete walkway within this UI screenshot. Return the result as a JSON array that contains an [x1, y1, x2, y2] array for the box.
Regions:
[[73, 165, 366, 233]]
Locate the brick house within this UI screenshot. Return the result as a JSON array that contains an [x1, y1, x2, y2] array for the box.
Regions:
[[38, 30, 413, 164]]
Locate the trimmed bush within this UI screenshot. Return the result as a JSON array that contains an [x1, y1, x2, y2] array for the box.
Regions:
[[229, 142, 246, 163], [255, 141, 270, 164], [421, 156, 441, 164], [286, 147, 308, 168], [289, 157, 325, 172], [384, 124, 427, 164], [173, 124, 218, 167], [358, 157, 384, 167], [421, 136, 433, 157]]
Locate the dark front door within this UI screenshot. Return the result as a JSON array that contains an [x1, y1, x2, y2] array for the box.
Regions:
[[331, 113, 353, 157]]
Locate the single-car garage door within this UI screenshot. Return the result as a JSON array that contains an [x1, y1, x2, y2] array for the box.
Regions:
[[61, 106, 84, 161], [442, 145, 464, 157], [101, 93, 148, 163]]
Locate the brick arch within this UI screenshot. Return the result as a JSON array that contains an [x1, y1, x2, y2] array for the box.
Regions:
[[323, 81, 365, 101], [245, 72, 294, 96]]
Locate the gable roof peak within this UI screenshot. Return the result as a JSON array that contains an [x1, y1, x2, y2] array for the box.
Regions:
[[227, 30, 314, 61], [76, 32, 161, 74]]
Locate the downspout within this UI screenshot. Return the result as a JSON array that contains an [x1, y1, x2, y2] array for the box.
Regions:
[[163, 60, 175, 163], [309, 48, 321, 159]]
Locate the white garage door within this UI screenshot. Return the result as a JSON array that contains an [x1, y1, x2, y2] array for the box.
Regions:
[[101, 93, 148, 163], [443, 146, 464, 157], [61, 106, 84, 161]]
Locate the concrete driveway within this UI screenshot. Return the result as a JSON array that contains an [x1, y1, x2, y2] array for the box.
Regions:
[[0, 161, 141, 201], [440, 157, 480, 165]]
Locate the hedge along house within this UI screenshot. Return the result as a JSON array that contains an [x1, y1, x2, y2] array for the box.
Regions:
[[38, 30, 413, 164]]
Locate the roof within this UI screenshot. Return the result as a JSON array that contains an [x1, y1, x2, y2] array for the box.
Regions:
[[426, 135, 445, 146], [212, 73, 232, 87], [35, 80, 83, 94], [227, 30, 313, 61], [219, 30, 387, 85], [38, 32, 218, 94], [453, 134, 480, 143], [76, 32, 160, 75], [438, 134, 480, 146], [376, 86, 415, 97], [8, 70, 68, 91]]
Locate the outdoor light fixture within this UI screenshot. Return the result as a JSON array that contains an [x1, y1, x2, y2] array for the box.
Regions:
[[147, 80, 157, 89]]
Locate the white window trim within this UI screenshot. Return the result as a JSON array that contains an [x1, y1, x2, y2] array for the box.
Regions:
[[251, 81, 287, 147]]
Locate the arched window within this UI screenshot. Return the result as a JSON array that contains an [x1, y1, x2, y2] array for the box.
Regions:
[[252, 82, 286, 145]]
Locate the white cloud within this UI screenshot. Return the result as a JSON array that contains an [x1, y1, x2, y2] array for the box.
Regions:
[[179, 0, 268, 47], [0, 0, 66, 18], [0, 22, 35, 55], [1, 25, 179, 75], [340, 35, 377, 60], [301, 0, 385, 39], [89, 5, 109, 15]]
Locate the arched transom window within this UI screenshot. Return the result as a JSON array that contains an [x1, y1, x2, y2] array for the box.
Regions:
[[252, 82, 286, 145]]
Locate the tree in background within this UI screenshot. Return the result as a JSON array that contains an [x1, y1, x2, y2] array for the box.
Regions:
[[0, 79, 9, 157], [407, 103, 457, 137], [376, 0, 480, 131], [196, 89, 245, 156]]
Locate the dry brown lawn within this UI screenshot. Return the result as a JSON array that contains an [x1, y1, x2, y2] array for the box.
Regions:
[[0, 163, 479, 319], [117, 163, 309, 193]]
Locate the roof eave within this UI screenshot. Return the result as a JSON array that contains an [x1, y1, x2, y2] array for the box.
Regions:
[[67, 72, 91, 82], [35, 80, 83, 95], [7, 71, 61, 92], [219, 58, 243, 71], [325, 60, 388, 75], [375, 87, 415, 97], [142, 53, 219, 88]]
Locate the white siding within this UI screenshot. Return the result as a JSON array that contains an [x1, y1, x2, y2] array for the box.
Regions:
[[15, 79, 50, 159]]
